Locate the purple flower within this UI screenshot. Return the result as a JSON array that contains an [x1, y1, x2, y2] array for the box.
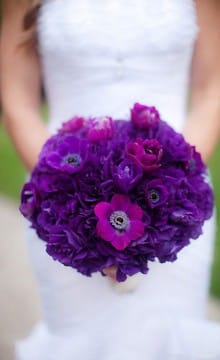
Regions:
[[131, 102, 160, 130], [19, 102, 214, 282], [126, 138, 163, 172], [125, 137, 142, 159], [145, 179, 169, 208], [20, 183, 39, 218], [113, 159, 143, 192], [185, 146, 206, 175], [94, 194, 145, 250], [46, 136, 89, 173], [59, 116, 86, 134], [170, 199, 202, 226], [157, 122, 192, 163], [87, 116, 114, 142]]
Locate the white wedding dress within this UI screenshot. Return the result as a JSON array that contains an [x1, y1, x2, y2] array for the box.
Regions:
[[17, 1, 220, 359]]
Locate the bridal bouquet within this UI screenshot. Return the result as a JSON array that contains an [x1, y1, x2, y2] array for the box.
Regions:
[[20, 103, 214, 281]]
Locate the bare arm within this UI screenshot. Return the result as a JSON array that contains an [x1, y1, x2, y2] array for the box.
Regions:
[[183, 0, 220, 163], [0, 0, 49, 171], [0, 1, 116, 282]]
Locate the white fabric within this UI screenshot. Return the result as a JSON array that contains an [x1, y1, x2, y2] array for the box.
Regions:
[[17, 0, 220, 359]]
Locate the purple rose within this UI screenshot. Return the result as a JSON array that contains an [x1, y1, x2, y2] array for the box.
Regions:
[[59, 116, 86, 134], [46, 136, 89, 174], [94, 193, 145, 250], [126, 138, 163, 172], [87, 116, 114, 142], [125, 137, 142, 159], [130, 102, 160, 130]]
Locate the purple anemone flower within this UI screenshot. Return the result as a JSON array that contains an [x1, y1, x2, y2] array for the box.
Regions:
[[94, 194, 145, 250], [46, 136, 89, 173], [131, 102, 160, 130], [145, 179, 169, 208], [87, 116, 114, 142], [126, 138, 162, 172]]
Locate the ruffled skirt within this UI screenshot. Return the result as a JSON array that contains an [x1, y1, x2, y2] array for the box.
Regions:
[[16, 214, 220, 360]]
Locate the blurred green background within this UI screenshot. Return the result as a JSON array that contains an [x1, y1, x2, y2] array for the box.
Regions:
[[0, 108, 219, 298]]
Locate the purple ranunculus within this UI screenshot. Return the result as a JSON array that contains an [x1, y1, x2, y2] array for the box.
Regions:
[[59, 116, 86, 134], [126, 138, 163, 172], [140, 139, 163, 171], [145, 179, 169, 208], [113, 159, 143, 193], [94, 194, 145, 250], [130, 102, 160, 130], [46, 136, 89, 173], [87, 116, 114, 142], [125, 137, 143, 160]]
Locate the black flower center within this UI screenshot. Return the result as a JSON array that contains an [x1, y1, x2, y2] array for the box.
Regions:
[[144, 146, 152, 154], [109, 210, 130, 230], [148, 189, 160, 203], [65, 153, 81, 167]]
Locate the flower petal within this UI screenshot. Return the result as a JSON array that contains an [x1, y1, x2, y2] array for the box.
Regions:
[[110, 193, 131, 211], [111, 232, 132, 250], [127, 220, 145, 241], [46, 153, 62, 169], [96, 219, 116, 242], [126, 203, 143, 220], [94, 202, 113, 220]]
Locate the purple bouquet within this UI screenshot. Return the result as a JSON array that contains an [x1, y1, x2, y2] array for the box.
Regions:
[[20, 103, 214, 281]]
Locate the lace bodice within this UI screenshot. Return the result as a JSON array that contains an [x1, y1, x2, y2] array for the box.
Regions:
[[37, 0, 199, 133]]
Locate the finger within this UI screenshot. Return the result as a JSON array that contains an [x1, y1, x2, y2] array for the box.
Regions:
[[102, 265, 117, 280]]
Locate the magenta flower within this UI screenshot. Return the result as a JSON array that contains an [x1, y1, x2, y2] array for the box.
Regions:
[[87, 116, 114, 142], [126, 138, 162, 172], [131, 102, 160, 130], [94, 194, 145, 250], [125, 137, 143, 160], [59, 116, 86, 134]]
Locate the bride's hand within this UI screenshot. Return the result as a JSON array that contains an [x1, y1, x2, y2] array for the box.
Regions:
[[102, 265, 118, 282]]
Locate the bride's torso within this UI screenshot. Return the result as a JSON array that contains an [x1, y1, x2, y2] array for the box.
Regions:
[[29, 1, 218, 326], [37, 0, 199, 133]]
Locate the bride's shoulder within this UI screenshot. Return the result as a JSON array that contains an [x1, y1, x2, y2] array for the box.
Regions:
[[37, 0, 199, 54]]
